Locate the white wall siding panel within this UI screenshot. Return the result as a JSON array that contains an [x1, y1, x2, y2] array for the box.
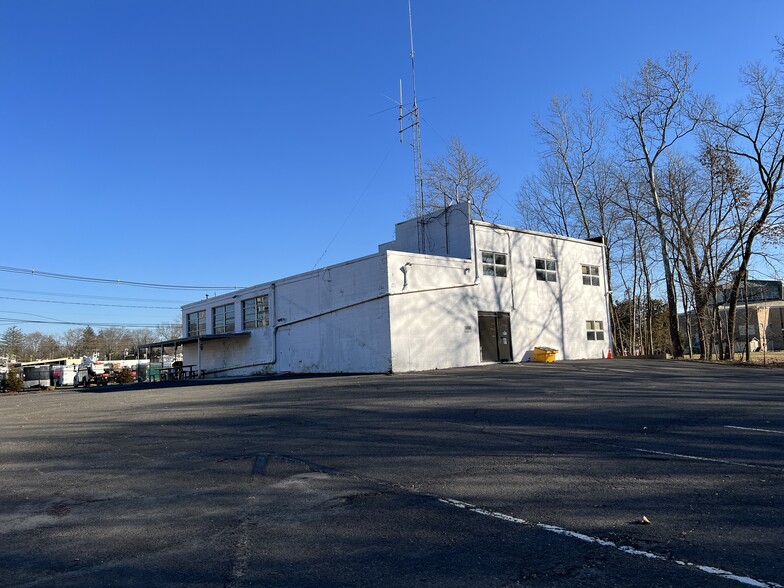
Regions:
[[386, 223, 611, 371], [473, 224, 610, 361], [182, 253, 391, 376], [277, 298, 391, 374], [387, 250, 479, 372], [379, 203, 472, 259]]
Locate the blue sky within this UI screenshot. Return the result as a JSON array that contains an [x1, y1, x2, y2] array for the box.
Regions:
[[1, 1, 782, 335]]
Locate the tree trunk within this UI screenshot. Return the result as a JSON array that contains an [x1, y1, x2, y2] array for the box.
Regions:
[[647, 165, 684, 357], [743, 272, 751, 362]]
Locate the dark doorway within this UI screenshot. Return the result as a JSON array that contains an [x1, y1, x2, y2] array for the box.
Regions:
[[478, 312, 513, 362]]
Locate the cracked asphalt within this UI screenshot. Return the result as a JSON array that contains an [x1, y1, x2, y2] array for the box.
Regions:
[[1, 360, 782, 587]]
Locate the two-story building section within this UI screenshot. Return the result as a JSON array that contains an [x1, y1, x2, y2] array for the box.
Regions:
[[176, 202, 612, 377]]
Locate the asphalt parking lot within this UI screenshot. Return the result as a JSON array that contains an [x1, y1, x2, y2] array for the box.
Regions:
[[1, 359, 782, 587]]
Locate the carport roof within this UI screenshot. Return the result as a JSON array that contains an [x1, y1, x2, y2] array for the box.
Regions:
[[137, 331, 251, 350]]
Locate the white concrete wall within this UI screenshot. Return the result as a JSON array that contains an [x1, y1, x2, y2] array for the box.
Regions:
[[181, 253, 392, 376], [387, 250, 479, 372], [272, 253, 392, 373], [379, 202, 472, 259], [387, 221, 611, 372], [275, 297, 391, 373], [181, 283, 275, 376], [471, 222, 610, 361]]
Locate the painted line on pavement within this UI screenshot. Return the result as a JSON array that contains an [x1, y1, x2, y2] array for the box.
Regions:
[[249, 452, 782, 586], [628, 447, 784, 472], [440, 498, 782, 588], [724, 425, 784, 435]]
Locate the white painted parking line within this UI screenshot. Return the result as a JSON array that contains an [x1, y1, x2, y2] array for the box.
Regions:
[[440, 498, 783, 588], [724, 425, 784, 435], [629, 447, 784, 472]]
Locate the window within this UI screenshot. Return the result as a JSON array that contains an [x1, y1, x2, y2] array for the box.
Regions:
[[582, 264, 600, 286], [482, 252, 508, 277], [242, 295, 269, 330], [535, 258, 557, 282], [186, 310, 205, 337], [586, 320, 605, 341], [212, 303, 235, 334]]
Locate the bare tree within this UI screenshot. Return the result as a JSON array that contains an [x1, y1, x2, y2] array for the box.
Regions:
[[59, 328, 82, 358], [155, 319, 182, 341], [414, 137, 500, 221], [709, 56, 784, 359], [517, 160, 580, 236], [614, 168, 663, 355], [533, 92, 604, 238], [38, 335, 62, 359], [523, 91, 627, 353], [22, 331, 46, 361], [614, 52, 707, 358], [96, 327, 128, 360], [660, 148, 750, 357]]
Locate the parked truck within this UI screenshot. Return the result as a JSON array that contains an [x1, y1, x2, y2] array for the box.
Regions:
[[73, 357, 108, 387], [73, 357, 146, 387]]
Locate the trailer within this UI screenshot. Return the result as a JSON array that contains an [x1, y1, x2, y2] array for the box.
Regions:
[[22, 365, 53, 390], [19, 358, 80, 387]]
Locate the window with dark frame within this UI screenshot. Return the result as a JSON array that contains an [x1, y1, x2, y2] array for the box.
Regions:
[[535, 258, 557, 282], [242, 295, 269, 330], [186, 310, 205, 337], [582, 264, 600, 286], [482, 252, 508, 277], [586, 320, 605, 341], [212, 303, 235, 334]]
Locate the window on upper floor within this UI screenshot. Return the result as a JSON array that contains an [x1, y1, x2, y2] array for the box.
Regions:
[[212, 303, 235, 334], [586, 320, 605, 341], [582, 264, 600, 286], [242, 295, 269, 330], [186, 310, 206, 337], [482, 252, 508, 277], [535, 258, 557, 282]]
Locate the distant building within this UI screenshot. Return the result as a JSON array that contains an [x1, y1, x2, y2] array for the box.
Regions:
[[715, 279, 784, 306], [168, 203, 611, 376], [683, 280, 784, 354]]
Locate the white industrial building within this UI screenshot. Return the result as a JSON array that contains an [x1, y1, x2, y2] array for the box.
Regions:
[[175, 203, 612, 376]]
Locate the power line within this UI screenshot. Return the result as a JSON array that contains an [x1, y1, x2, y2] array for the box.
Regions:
[[312, 144, 395, 269], [0, 265, 244, 291], [0, 287, 188, 304], [0, 296, 180, 310], [0, 317, 165, 328]]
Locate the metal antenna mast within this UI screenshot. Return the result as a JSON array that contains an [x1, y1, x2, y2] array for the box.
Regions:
[[399, 0, 425, 253]]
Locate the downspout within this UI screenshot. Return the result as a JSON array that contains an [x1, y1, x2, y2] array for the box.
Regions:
[[444, 199, 450, 256], [239, 282, 279, 368], [197, 336, 201, 376], [505, 230, 516, 310], [600, 241, 613, 357], [472, 222, 480, 283], [270, 283, 278, 366], [198, 283, 281, 378]]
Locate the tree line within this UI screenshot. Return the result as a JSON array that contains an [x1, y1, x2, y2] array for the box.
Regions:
[[0, 322, 181, 363], [416, 42, 784, 360]]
